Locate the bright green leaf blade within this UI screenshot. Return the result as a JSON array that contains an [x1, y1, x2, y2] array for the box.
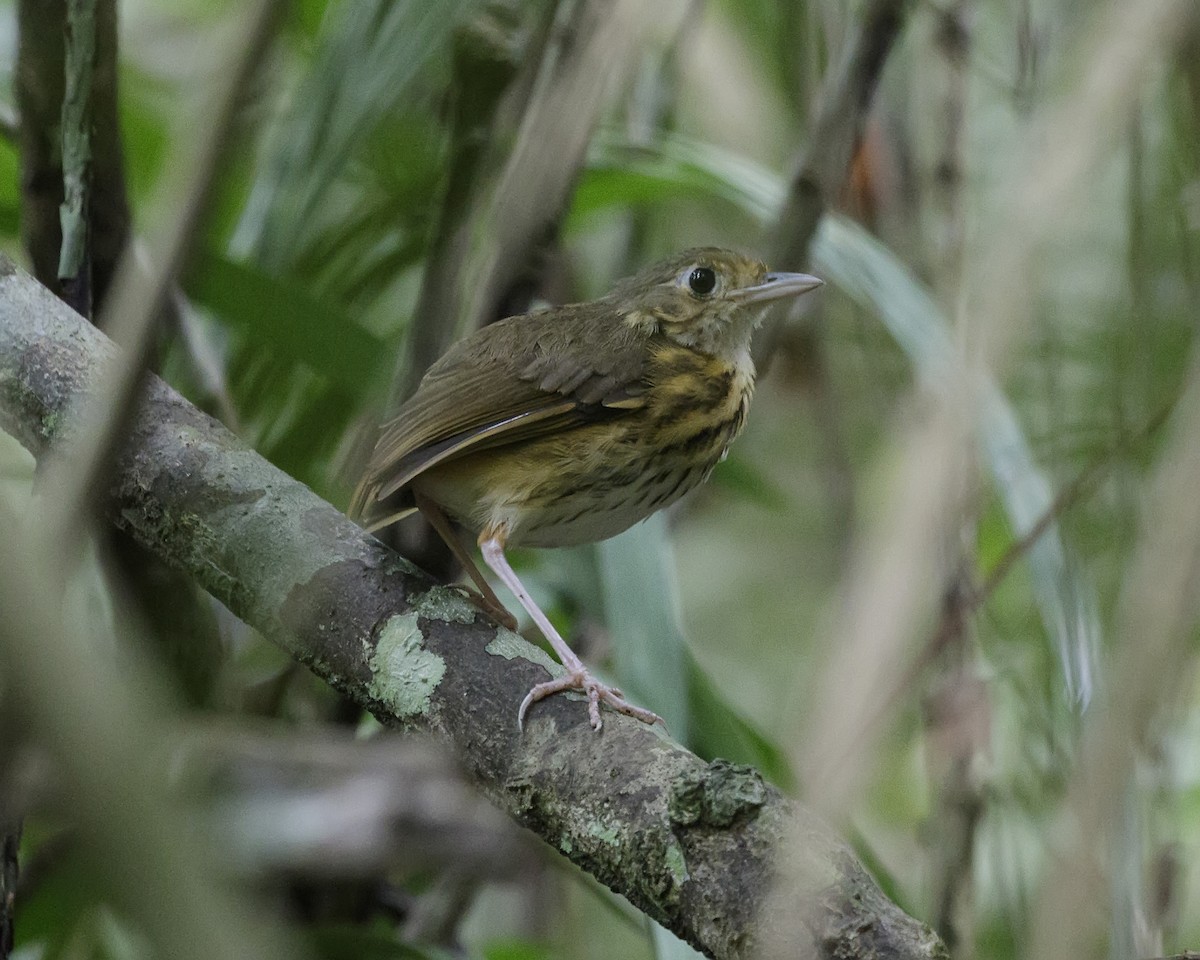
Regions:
[[482, 940, 553, 960], [685, 657, 793, 789], [595, 513, 794, 780], [710, 454, 790, 512]]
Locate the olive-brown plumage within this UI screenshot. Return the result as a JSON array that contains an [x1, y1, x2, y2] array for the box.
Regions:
[[351, 247, 821, 730]]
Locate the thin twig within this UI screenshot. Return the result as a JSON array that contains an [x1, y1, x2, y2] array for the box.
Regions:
[[978, 402, 1170, 611], [0, 821, 17, 959], [57, 0, 97, 316], [773, 0, 912, 263], [391, 2, 524, 409], [924, 2, 976, 949], [16, 0, 129, 310], [756, 0, 913, 365], [863, 400, 1173, 751], [16, 0, 70, 296]]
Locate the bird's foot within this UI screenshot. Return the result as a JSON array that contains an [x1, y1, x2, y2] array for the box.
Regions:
[[518, 669, 661, 732]]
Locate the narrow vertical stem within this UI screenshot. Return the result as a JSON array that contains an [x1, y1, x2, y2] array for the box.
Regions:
[[391, 3, 524, 410], [920, 4, 984, 953], [0, 819, 17, 959], [58, 0, 96, 316], [17, 0, 67, 295]]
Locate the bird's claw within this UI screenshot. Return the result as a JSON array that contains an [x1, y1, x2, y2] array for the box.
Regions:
[[518, 669, 661, 732]]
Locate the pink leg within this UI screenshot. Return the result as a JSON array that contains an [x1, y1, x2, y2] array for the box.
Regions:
[[479, 531, 660, 732]]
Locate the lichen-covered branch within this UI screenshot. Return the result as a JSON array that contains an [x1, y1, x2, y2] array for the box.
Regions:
[[0, 258, 945, 960]]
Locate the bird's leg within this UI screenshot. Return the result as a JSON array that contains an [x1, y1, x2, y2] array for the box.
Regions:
[[478, 526, 661, 732], [414, 492, 518, 631]]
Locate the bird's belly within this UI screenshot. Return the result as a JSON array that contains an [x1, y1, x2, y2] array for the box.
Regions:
[[514, 454, 714, 548], [412, 418, 737, 549]]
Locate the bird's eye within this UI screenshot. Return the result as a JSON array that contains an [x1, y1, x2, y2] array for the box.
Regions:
[[687, 266, 717, 297]]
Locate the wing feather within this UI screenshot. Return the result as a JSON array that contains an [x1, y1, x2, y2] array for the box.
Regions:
[[351, 302, 652, 517], [374, 401, 578, 500]]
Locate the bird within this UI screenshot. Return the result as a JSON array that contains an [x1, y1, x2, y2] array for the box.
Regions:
[[350, 247, 822, 731]]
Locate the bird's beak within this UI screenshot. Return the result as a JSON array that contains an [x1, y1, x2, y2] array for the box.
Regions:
[[729, 271, 823, 305]]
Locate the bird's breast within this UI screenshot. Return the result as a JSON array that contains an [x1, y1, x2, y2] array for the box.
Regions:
[[640, 342, 755, 461], [418, 344, 755, 548], [513, 345, 753, 546]]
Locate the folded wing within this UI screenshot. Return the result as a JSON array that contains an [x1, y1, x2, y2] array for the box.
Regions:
[[349, 304, 651, 520]]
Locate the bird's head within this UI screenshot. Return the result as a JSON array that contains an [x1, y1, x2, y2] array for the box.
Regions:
[[613, 247, 822, 356]]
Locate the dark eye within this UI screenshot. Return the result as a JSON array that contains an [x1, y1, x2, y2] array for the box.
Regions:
[[687, 266, 717, 297]]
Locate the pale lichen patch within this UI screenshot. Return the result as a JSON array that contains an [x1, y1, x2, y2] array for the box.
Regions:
[[587, 820, 621, 846], [664, 841, 690, 887], [366, 612, 445, 718], [411, 584, 477, 624], [485, 627, 559, 673]]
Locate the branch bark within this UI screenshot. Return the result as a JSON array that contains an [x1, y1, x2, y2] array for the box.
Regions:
[[0, 258, 945, 960]]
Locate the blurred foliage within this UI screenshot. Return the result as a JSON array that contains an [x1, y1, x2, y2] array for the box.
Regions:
[[0, 0, 1198, 958]]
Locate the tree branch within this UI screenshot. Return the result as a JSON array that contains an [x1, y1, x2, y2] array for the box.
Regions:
[[177, 725, 529, 879], [0, 258, 945, 960]]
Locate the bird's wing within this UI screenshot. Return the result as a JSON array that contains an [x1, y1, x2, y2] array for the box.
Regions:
[[350, 304, 651, 515]]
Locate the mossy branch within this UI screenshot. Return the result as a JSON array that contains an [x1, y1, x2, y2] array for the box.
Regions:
[[0, 258, 945, 960]]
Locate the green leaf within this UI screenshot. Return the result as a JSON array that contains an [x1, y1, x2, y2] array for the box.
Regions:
[[482, 940, 553, 960], [185, 251, 390, 390], [593, 515, 790, 783], [14, 827, 100, 954], [234, 0, 480, 268], [596, 514, 690, 739], [685, 657, 793, 789], [575, 133, 781, 227], [709, 454, 789, 511]]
